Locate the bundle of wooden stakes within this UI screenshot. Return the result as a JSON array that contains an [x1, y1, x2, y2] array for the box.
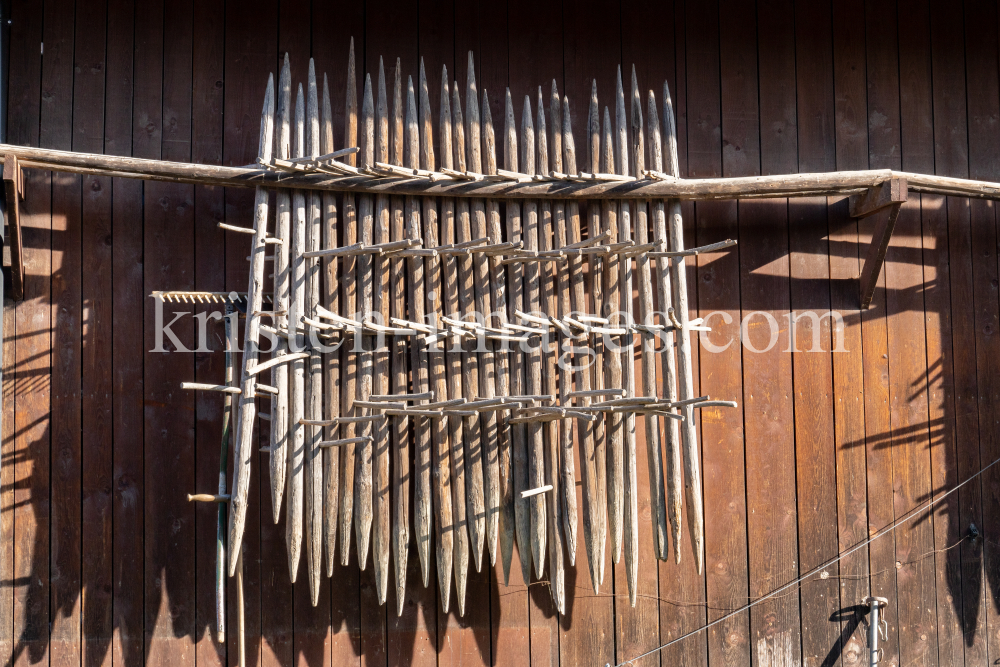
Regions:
[[179, 41, 739, 623]]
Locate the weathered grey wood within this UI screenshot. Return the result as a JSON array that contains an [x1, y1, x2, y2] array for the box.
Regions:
[[664, 81, 703, 574], [564, 95, 601, 589], [625, 68, 653, 605], [270, 55, 291, 526], [438, 67, 469, 613], [320, 73, 341, 576], [481, 87, 516, 586], [521, 95, 547, 580], [505, 88, 532, 585], [284, 82, 306, 583], [604, 91, 624, 571], [338, 43, 359, 566], [466, 55, 501, 567], [227, 72, 273, 575], [420, 58, 454, 611], [536, 88, 564, 612], [551, 82, 577, 564], [355, 74, 375, 572], [648, 90, 681, 564], [406, 75, 433, 587], [305, 59, 324, 605], [390, 59, 411, 613], [452, 81, 487, 573], [372, 59, 391, 605]]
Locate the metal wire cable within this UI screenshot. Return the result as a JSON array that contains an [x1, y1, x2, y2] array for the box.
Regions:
[[611, 453, 1000, 667]]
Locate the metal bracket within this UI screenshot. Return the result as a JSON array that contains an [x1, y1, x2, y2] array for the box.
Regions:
[[849, 178, 907, 309]]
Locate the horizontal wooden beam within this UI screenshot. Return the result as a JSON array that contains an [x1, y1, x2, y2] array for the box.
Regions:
[[848, 177, 907, 218], [2, 142, 1000, 202]]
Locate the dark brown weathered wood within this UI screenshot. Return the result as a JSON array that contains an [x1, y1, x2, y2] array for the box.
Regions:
[[858, 200, 904, 308], [848, 176, 907, 217], [3, 155, 24, 301]]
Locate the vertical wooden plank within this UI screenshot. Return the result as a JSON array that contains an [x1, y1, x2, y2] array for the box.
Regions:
[[42, 0, 81, 665], [75, 0, 113, 664], [966, 0, 1000, 661], [860, 3, 902, 665], [109, 0, 144, 663], [931, 1, 982, 662], [892, 2, 942, 665], [685, 0, 749, 665], [223, 1, 276, 663], [0, 235, 16, 666], [191, 0, 227, 664], [829, 0, 873, 662], [145, 0, 196, 663], [788, 1, 842, 664], [722, 0, 803, 662], [8, 1, 49, 664]]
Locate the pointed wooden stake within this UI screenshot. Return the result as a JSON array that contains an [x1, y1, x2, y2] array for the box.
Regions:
[[305, 58, 325, 606], [646, 88, 677, 564], [320, 72, 342, 577], [285, 82, 307, 584], [550, 81, 577, 565], [270, 54, 292, 526], [371, 58, 392, 606], [467, 54, 501, 568], [406, 75, 434, 588], [565, 92, 602, 592], [537, 87, 564, 613], [390, 58, 412, 615], [664, 79, 704, 574], [339, 40, 359, 567], [440, 65, 469, 613], [420, 58, 454, 612], [505, 88, 532, 586]]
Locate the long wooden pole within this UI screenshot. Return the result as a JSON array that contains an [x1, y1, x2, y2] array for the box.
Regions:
[[320, 73, 341, 576], [440, 66, 469, 611], [481, 87, 515, 585], [550, 81, 577, 564], [390, 59, 412, 613], [505, 88, 531, 584], [355, 74, 376, 571], [372, 59, 392, 605], [466, 55, 501, 567], [269, 55, 291, 526], [305, 59, 325, 605], [286, 82, 307, 582], [536, 88, 565, 612], [421, 58, 454, 611], [664, 80, 704, 574], [406, 76, 434, 587], [563, 95, 602, 592], [338, 39, 359, 566], [647, 90, 682, 564], [453, 83, 487, 572], [227, 72, 273, 576]]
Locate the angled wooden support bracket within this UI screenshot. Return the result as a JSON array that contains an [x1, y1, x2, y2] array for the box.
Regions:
[[851, 177, 907, 309], [3, 155, 25, 301]]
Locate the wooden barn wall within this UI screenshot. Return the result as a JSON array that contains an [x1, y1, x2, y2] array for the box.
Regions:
[[0, 0, 994, 666]]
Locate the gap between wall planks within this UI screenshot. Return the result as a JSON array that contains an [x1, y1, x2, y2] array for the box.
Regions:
[[5, 1, 999, 666]]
